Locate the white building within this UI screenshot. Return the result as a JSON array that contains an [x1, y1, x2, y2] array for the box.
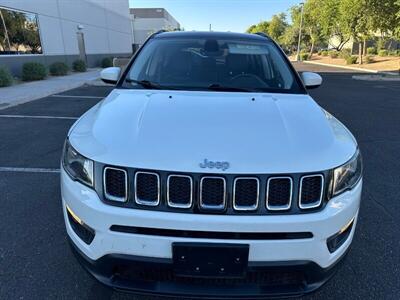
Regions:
[[0, 0, 133, 75], [130, 8, 180, 47]]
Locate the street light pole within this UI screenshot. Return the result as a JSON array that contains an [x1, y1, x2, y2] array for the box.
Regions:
[[296, 2, 304, 61]]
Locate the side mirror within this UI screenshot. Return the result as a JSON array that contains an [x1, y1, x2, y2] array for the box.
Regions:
[[100, 67, 121, 84], [301, 72, 322, 89]]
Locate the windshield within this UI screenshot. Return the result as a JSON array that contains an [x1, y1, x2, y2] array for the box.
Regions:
[[123, 37, 304, 93]]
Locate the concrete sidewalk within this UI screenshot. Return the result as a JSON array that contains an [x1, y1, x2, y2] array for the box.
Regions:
[[0, 69, 101, 109]]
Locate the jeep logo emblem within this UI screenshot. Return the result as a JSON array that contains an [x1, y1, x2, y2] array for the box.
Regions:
[[199, 159, 230, 171]]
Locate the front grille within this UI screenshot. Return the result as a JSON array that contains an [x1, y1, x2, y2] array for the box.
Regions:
[[103, 167, 127, 202], [167, 175, 193, 208], [233, 178, 259, 211], [299, 175, 324, 209], [200, 177, 226, 210], [135, 172, 160, 206], [100, 164, 328, 215], [266, 177, 292, 210]]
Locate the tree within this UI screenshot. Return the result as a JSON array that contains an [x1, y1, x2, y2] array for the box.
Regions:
[[396, 0, 400, 39], [246, 21, 269, 34], [281, 26, 298, 53], [268, 13, 287, 42], [246, 25, 257, 33], [339, 0, 373, 64], [367, 0, 399, 37], [303, 0, 325, 57], [365, 0, 400, 50]]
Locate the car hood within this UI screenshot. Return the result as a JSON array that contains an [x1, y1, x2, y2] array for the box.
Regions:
[[69, 89, 357, 174]]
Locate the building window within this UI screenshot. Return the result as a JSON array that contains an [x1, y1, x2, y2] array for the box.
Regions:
[[0, 7, 42, 55]]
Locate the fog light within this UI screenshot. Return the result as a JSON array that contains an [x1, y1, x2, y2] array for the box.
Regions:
[[66, 206, 95, 245], [327, 218, 354, 253]]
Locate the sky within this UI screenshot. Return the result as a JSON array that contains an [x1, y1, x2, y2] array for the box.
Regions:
[[129, 0, 300, 33]]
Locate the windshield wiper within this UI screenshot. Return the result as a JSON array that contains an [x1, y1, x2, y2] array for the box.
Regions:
[[207, 84, 253, 92], [126, 79, 170, 90]]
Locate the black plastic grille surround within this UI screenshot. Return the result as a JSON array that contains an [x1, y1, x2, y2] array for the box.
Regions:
[[267, 177, 292, 209], [168, 175, 192, 207], [104, 167, 127, 201], [99, 165, 330, 215], [300, 175, 323, 208], [135, 172, 159, 205], [200, 177, 226, 209], [234, 178, 259, 210]]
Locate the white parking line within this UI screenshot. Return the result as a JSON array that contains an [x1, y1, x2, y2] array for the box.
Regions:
[[0, 114, 78, 120], [51, 94, 104, 99], [0, 167, 60, 173]]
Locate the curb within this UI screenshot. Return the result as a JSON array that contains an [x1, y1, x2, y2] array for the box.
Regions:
[[352, 75, 400, 81], [304, 60, 399, 76], [303, 61, 379, 73]]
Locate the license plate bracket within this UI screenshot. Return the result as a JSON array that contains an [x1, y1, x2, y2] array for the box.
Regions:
[[172, 243, 249, 278]]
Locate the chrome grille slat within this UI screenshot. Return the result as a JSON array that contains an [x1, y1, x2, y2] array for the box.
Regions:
[[199, 176, 226, 210], [266, 177, 293, 211], [167, 175, 193, 208], [299, 174, 324, 209], [233, 177, 259, 211], [103, 167, 128, 202], [134, 171, 160, 206]]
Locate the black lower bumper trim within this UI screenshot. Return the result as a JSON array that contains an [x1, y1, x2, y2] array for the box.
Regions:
[[68, 237, 348, 299]]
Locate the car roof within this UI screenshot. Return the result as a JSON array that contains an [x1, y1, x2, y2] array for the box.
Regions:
[[154, 31, 271, 42]]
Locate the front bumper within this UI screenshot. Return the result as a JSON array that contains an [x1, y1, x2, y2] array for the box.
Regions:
[[61, 168, 362, 297], [68, 235, 349, 298]]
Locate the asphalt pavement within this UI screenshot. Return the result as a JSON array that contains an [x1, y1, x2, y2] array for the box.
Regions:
[[0, 64, 399, 299]]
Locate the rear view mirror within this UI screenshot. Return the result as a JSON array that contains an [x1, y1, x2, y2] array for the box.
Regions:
[[301, 72, 322, 89], [100, 67, 121, 84]]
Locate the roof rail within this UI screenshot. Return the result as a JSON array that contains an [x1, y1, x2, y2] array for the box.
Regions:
[[254, 32, 270, 39], [153, 29, 167, 36]]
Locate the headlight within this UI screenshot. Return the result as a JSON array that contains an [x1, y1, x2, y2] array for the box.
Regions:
[[62, 140, 94, 187], [333, 149, 362, 196]]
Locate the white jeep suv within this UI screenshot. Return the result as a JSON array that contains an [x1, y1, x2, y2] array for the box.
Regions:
[[62, 31, 362, 298]]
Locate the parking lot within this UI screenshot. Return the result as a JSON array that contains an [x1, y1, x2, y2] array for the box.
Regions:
[[0, 63, 399, 299]]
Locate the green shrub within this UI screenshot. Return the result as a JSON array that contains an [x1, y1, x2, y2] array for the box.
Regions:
[[22, 62, 47, 81], [388, 50, 399, 56], [300, 53, 309, 61], [317, 50, 322, 55], [378, 49, 388, 57], [49, 62, 69, 76], [329, 51, 339, 58], [339, 49, 352, 59], [365, 55, 374, 64], [72, 59, 87, 72], [345, 56, 358, 65], [0, 67, 13, 87], [321, 50, 329, 56], [101, 57, 113, 68], [377, 39, 384, 51], [367, 47, 377, 55]]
